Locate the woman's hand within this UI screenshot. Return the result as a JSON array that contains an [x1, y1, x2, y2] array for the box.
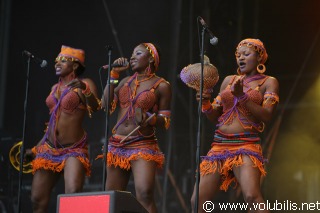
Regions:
[[231, 78, 245, 98], [66, 78, 87, 90], [24, 148, 35, 162], [135, 108, 156, 127], [103, 57, 130, 73], [196, 91, 212, 102], [142, 112, 157, 127]]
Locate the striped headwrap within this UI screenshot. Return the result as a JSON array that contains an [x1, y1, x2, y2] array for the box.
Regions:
[[56, 45, 85, 67], [236, 38, 268, 64], [143, 43, 160, 71]]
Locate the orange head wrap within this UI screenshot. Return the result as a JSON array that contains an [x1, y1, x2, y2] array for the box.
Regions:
[[56, 45, 85, 67], [236, 38, 268, 64], [143, 43, 160, 71]]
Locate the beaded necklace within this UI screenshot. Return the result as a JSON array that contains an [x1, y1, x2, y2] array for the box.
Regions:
[[55, 83, 67, 100], [242, 74, 266, 86], [131, 73, 155, 98], [55, 71, 76, 98], [241, 74, 266, 92]]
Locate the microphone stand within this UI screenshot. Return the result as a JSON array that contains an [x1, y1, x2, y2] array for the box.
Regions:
[[102, 45, 113, 190], [17, 55, 31, 212], [194, 26, 206, 213]]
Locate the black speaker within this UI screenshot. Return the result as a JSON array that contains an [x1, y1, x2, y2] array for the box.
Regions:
[[57, 190, 148, 213]]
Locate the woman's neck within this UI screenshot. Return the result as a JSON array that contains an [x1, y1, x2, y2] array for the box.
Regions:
[[242, 73, 265, 84], [59, 73, 76, 85], [136, 68, 155, 74], [135, 72, 155, 81]]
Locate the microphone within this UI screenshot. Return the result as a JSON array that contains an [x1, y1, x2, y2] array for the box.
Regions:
[[198, 16, 218, 45], [102, 61, 129, 70], [23, 50, 48, 68]]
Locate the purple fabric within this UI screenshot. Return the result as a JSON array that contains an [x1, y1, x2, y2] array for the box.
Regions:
[[201, 148, 267, 163], [36, 152, 87, 163], [108, 146, 161, 157], [42, 86, 70, 146], [35, 134, 88, 163]]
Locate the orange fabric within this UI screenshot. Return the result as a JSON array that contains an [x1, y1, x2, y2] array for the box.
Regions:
[[57, 45, 85, 66], [218, 75, 265, 132], [236, 38, 268, 64], [31, 143, 91, 176], [96, 135, 164, 170], [200, 143, 266, 191], [107, 149, 164, 170], [263, 92, 280, 108], [143, 43, 159, 71], [46, 85, 86, 114], [96, 144, 164, 170]]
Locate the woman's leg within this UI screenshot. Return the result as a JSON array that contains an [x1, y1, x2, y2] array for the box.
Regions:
[[131, 159, 157, 213], [105, 165, 131, 191], [64, 157, 86, 193], [31, 169, 60, 213], [232, 155, 269, 213], [191, 172, 221, 213]]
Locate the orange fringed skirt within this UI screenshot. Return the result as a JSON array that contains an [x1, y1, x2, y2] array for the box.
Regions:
[[97, 134, 164, 170], [200, 130, 267, 191], [31, 135, 91, 176]]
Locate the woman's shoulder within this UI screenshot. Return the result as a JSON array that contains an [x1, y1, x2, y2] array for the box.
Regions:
[[222, 75, 237, 84], [50, 83, 59, 91], [264, 75, 279, 84], [155, 76, 170, 84], [154, 77, 171, 94], [119, 75, 132, 84], [154, 76, 170, 88], [263, 75, 279, 93], [224, 75, 237, 80], [81, 77, 95, 84], [218, 75, 237, 91], [265, 75, 277, 80], [116, 75, 133, 89]]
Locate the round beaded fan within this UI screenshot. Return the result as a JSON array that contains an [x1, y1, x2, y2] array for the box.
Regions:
[[180, 55, 219, 93]]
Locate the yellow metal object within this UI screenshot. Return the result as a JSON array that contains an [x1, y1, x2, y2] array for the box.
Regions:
[[9, 141, 32, 173]]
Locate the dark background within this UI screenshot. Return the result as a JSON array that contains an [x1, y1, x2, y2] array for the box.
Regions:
[[1, 0, 320, 212]]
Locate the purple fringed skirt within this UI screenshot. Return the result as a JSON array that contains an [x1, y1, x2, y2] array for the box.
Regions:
[[31, 134, 90, 176], [199, 130, 267, 191], [97, 134, 164, 170]]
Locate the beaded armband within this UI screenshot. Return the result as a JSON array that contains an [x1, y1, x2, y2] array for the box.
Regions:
[[86, 97, 101, 118], [210, 94, 223, 111], [110, 70, 119, 79], [263, 92, 279, 108], [110, 78, 119, 85], [158, 110, 171, 130], [110, 70, 120, 85], [212, 94, 222, 108]]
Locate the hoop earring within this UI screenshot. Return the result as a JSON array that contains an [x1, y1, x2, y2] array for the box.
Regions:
[[237, 68, 243, 75], [257, 64, 266, 74]]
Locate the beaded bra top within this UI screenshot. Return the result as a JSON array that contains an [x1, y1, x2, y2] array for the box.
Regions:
[[113, 73, 166, 133], [217, 75, 269, 132], [118, 74, 164, 112], [46, 83, 86, 114]]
